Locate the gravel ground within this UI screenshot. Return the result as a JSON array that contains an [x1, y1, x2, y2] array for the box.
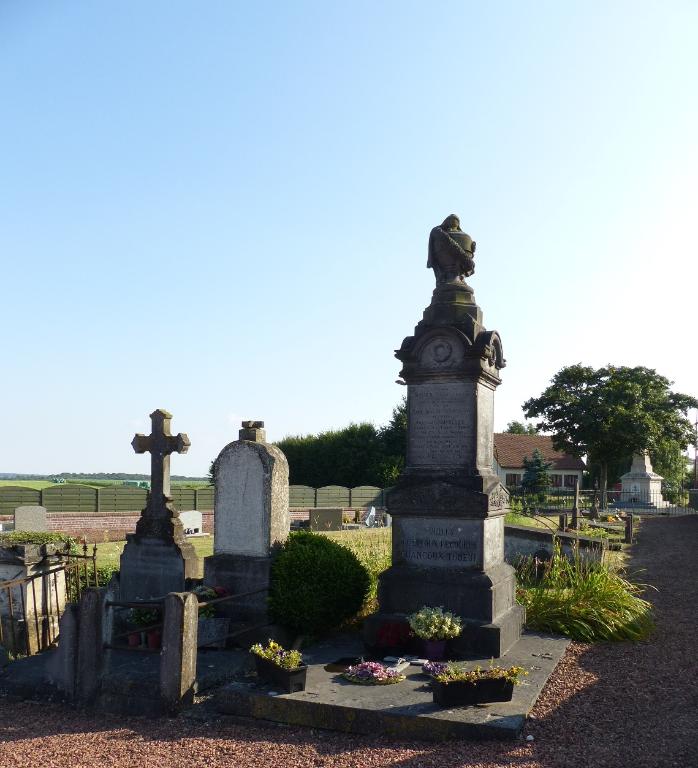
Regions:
[[1, 516, 696, 768]]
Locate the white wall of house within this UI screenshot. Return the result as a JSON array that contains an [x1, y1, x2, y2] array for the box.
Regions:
[[494, 460, 583, 489]]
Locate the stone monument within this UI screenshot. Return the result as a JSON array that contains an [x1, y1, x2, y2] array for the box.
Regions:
[[119, 409, 199, 601], [367, 215, 524, 657], [620, 452, 666, 507], [14, 505, 48, 532], [204, 421, 289, 621]]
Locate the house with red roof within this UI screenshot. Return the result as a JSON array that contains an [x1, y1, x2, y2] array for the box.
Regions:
[[493, 433, 585, 490]]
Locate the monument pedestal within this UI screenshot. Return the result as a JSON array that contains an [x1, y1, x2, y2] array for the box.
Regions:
[[203, 554, 270, 622], [120, 534, 198, 602], [366, 217, 522, 658]]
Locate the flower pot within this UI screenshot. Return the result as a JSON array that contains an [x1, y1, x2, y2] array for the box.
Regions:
[[197, 617, 230, 649], [423, 639, 448, 660], [253, 654, 307, 694], [432, 677, 515, 707], [127, 631, 142, 648], [146, 629, 162, 650]]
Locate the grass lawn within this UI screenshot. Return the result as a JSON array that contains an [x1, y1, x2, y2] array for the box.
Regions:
[[504, 511, 557, 530], [0, 480, 55, 489], [95, 536, 214, 577]]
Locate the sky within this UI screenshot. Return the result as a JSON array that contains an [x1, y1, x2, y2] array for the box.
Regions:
[[1, 1, 697, 476]]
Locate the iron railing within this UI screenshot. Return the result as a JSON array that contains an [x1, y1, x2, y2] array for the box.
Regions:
[[0, 542, 99, 657], [103, 586, 269, 653]]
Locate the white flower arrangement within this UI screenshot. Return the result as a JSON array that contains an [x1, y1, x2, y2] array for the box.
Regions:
[[407, 606, 463, 641]]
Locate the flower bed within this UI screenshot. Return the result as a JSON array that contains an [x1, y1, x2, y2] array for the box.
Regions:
[[342, 661, 405, 685]]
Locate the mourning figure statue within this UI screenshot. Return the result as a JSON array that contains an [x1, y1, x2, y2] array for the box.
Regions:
[[427, 214, 476, 284]]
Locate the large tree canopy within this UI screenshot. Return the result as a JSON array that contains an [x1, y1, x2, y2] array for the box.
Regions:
[[523, 364, 697, 502]]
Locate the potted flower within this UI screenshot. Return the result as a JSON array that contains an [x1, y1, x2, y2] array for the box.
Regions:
[[193, 585, 230, 649], [431, 662, 528, 707], [407, 606, 462, 660], [130, 608, 162, 650], [250, 639, 307, 693], [342, 661, 405, 686]]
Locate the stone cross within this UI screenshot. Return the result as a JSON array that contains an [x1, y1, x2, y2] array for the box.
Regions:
[[132, 409, 190, 517]]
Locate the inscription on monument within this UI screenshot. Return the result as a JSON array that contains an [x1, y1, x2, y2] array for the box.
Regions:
[[408, 381, 475, 466], [398, 518, 482, 568]]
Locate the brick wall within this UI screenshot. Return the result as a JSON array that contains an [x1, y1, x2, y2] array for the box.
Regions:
[[1, 508, 377, 542], [1, 510, 214, 543]]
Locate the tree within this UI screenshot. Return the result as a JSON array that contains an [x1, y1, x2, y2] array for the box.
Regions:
[[276, 422, 386, 488], [650, 438, 691, 503], [523, 365, 697, 506], [520, 448, 552, 507], [377, 397, 407, 485], [505, 420, 538, 435]]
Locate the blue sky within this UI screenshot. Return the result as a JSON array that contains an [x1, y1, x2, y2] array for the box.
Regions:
[[1, 2, 697, 475]]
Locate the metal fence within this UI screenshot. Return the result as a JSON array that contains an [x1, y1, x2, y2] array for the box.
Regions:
[[0, 543, 98, 656], [508, 486, 694, 515]]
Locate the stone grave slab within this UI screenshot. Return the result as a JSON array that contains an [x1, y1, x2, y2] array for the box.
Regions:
[[310, 508, 343, 531], [14, 505, 48, 532], [179, 510, 205, 536], [214, 631, 569, 741]]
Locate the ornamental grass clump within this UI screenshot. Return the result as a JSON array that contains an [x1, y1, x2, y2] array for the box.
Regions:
[[342, 661, 405, 685], [250, 639, 304, 670], [407, 606, 463, 641], [516, 544, 654, 642]]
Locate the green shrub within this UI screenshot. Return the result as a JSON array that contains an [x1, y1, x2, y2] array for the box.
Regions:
[[269, 530, 370, 635], [0, 532, 78, 549], [516, 545, 654, 642]]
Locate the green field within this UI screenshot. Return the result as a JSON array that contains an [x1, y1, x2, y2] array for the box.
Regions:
[[0, 479, 211, 490]]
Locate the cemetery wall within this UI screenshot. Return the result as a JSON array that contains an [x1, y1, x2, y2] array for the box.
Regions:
[[504, 524, 606, 563], [0, 484, 387, 514]]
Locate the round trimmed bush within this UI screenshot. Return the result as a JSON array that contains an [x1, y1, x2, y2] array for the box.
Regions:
[[269, 531, 371, 635]]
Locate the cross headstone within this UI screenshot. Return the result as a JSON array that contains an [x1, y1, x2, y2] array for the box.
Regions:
[[132, 409, 190, 531], [119, 408, 199, 601]]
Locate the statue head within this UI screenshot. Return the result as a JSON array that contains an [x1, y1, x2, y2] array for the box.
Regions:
[[441, 214, 461, 231], [427, 214, 476, 282]]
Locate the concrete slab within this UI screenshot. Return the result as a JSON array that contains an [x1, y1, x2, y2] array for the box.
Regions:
[[214, 631, 568, 741]]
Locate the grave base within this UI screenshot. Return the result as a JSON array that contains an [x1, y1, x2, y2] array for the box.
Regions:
[[203, 553, 270, 622], [370, 562, 523, 657], [119, 536, 198, 602], [214, 630, 568, 741]]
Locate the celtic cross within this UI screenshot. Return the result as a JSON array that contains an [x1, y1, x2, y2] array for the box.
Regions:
[[132, 409, 190, 517]]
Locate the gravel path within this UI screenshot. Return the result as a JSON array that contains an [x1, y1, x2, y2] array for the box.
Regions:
[[1, 516, 696, 768]]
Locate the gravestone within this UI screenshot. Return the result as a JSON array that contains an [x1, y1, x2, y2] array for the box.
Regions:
[[14, 505, 48, 532], [620, 452, 666, 507], [179, 510, 204, 536], [119, 409, 199, 601], [310, 508, 343, 531], [365, 216, 524, 657], [204, 421, 289, 621]]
